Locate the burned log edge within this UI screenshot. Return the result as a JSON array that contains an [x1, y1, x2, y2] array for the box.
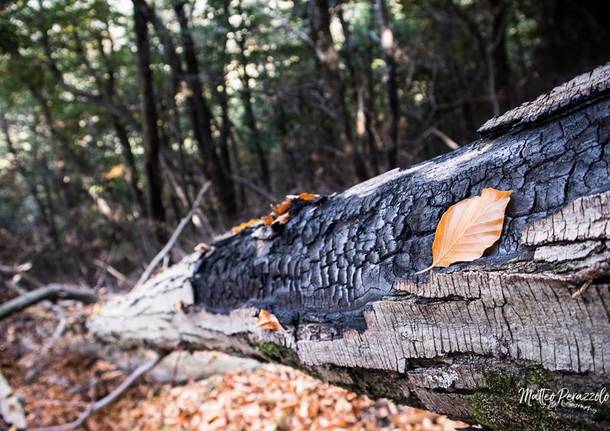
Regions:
[[478, 62, 610, 137], [92, 66, 610, 430]]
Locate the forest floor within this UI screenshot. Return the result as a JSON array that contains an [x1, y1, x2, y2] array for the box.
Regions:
[[0, 300, 474, 430]]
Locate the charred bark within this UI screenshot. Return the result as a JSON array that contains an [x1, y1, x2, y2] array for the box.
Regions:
[[93, 64, 610, 430]]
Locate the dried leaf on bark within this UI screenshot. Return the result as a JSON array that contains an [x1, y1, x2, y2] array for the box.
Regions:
[[194, 242, 211, 252], [419, 188, 512, 273], [232, 193, 320, 234], [255, 309, 284, 331], [273, 198, 292, 216], [261, 215, 275, 225], [231, 218, 262, 234], [296, 192, 320, 201]]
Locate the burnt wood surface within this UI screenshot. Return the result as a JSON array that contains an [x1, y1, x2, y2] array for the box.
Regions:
[[93, 63, 610, 430]]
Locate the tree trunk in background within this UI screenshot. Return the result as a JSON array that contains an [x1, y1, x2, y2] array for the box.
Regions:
[[93, 65, 610, 430], [489, 0, 511, 110], [1, 112, 61, 248], [172, 0, 238, 218], [134, 0, 193, 208], [215, 4, 237, 203], [364, 5, 381, 176], [337, 6, 375, 180], [309, 0, 368, 181], [236, 32, 272, 191], [95, 29, 149, 218], [111, 116, 149, 217], [274, 98, 298, 191], [132, 0, 166, 223], [376, 0, 400, 169]]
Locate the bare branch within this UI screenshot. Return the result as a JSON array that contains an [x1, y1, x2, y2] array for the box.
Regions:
[[30, 352, 169, 431], [0, 284, 98, 321], [135, 181, 211, 288]]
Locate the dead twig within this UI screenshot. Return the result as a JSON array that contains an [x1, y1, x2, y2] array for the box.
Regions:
[[571, 280, 592, 299], [25, 309, 68, 382], [230, 174, 281, 202], [0, 284, 98, 321], [93, 258, 129, 286], [30, 352, 169, 431], [135, 181, 211, 288]]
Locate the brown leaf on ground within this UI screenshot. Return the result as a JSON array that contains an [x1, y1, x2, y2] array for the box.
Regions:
[[1, 306, 475, 431], [255, 309, 284, 331]]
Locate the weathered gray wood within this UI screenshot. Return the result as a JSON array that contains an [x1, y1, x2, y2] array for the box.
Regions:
[[92, 64, 610, 430]]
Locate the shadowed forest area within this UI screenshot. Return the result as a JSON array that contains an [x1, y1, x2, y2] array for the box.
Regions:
[[1, 0, 609, 286]]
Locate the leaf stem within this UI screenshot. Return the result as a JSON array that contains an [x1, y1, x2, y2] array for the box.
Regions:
[[415, 265, 433, 275]]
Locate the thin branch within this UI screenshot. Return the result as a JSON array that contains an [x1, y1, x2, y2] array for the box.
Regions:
[[426, 127, 460, 150], [93, 259, 129, 286], [230, 175, 281, 202], [135, 181, 211, 288], [30, 352, 169, 431], [0, 284, 97, 321]]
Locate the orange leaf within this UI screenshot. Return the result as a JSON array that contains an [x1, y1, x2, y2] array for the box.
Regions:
[[273, 198, 292, 216], [297, 192, 319, 201], [255, 309, 284, 331], [274, 212, 290, 225], [419, 188, 512, 273], [261, 215, 274, 225], [231, 218, 262, 234], [103, 164, 125, 180]]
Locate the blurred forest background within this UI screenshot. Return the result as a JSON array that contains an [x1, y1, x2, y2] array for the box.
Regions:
[[1, 0, 610, 286]]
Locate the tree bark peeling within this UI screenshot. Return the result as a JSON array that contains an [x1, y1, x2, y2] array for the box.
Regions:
[[92, 64, 610, 430]]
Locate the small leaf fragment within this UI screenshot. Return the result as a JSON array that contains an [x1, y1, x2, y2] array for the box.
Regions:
[[231, 218, 262, 234], [297, 192, 319, 201], [194, 242, 211, 252], [261, 215, 274, 225], [274, 212, 290, 225], [273, 198, 292, 216], [255, 309, 284, 331]]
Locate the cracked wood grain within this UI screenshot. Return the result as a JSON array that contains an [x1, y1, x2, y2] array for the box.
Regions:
[[92, 65, 610, 430]]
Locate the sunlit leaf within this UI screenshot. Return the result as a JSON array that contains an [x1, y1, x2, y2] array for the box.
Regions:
[[231, 218, 262, 234], [419, 188, 512, 273], [103, 164, 125, 180]]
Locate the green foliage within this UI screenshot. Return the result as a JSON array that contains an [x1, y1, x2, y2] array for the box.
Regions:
[[0, 0, 608, 281]]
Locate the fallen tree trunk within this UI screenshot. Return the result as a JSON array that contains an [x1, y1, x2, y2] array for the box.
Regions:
[[92, 64, 610, 430]]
